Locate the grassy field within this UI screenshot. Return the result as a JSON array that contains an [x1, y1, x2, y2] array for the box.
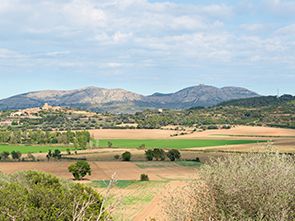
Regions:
[[0, 144, 76, 154], [96, 139, 264, 149]]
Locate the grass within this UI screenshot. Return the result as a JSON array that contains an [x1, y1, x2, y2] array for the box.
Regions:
[[0, 144, 77, 154], [91, 180, 168, 189], [96, 139, 265, 149], [136, 160, 202, 169]]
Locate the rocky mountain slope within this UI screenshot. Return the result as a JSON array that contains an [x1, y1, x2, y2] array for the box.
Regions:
[[0, 85, 259, 113]]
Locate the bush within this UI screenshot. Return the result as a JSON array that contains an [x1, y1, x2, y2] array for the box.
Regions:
[[68, 161, 92, 180], [167, 149, 181, 161], [153, 148, 165, 161], [0, 151, 10, 160], [140, 174, 149, 181], [114, 154, 120, 160], [145, 149, 154, 161], [121, 151, 131, 161], [11, 151, 22, 160], [0, 171, 110, 220], [164, 152, 295, 220], [52, 149, 62, 159]]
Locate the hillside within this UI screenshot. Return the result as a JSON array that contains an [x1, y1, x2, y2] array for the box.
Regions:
[[0, 85, 258, 113]]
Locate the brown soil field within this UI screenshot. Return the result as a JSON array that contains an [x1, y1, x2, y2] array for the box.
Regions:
[[90, 126, 295, 140], [0, 161, 195, 181]]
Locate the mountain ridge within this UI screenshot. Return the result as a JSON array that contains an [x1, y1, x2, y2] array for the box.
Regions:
[[0, 85, 259, 113]]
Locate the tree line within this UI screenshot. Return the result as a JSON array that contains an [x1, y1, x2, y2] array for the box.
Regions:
[[0, 130, 91, 148]]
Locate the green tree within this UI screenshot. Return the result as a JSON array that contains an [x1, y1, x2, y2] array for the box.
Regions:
[[167, 149, 181, 161], [153, 148, 165, 161], [68, 161, 92, 180], [52, 149, 62, 159], [11, 151, 22, 160], [145, 149, 154, 161], [0, 151, 10, 160], [122, 151, 132, 161], [0, 171, 110, 220]]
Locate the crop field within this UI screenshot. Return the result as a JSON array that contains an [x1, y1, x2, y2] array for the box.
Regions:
[[96, 139, 264, 149], [0, 144, 76, 153]]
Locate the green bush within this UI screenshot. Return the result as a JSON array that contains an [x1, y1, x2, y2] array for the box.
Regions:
[[68, 161, 91, 180], [145, 149, 154, 161], [140, 174, 149, 181], [114, 154, 120, 160], [11, 151, 22, 160], [165, 152, 295, 220], [153, 148, 165, 161], [122, 151, 132, 161], [0, 171, 110, 220], [167, 149, 181, 161]]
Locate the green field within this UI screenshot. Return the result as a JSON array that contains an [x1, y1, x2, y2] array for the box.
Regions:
[[0, 144, 76, 154], [97, 139, 265, 149]]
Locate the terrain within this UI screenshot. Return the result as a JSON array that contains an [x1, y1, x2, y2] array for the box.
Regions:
[[0, 126, 294, 220], [0, 85, 258, 113]]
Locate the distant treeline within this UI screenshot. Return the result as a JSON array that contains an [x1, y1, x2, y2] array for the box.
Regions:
[[219, 94, 295, 107], [0, 130, 90, 148]]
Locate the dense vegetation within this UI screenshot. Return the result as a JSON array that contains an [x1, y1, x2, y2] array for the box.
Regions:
[[0, 171, 110, 220], [165, 152, 295, 220], [0, 130, 90, 148], [0, 94, 294, 130]]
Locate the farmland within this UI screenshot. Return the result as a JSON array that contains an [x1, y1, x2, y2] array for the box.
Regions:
[[0, 144, 75, 153], [96, 139, 264, 149]]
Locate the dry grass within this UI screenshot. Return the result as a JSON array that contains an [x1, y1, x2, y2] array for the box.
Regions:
[[165, 151, 295, 221]]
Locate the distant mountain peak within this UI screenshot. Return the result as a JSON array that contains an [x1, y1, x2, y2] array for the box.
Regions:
[[0, 85, 259, 113]]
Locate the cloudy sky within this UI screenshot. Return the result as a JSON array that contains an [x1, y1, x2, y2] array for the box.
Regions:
[[0, 0, 294, 98]]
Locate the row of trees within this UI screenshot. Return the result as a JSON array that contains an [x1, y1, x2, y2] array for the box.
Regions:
[[0, 130, 90, 148], [145, 149, 181, 161]]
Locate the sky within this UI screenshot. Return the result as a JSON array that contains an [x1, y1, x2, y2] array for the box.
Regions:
[[0, 0, 295, 99]]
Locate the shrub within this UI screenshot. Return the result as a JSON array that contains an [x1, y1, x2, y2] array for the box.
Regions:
[[0, 171, 110, 220], [145, 149, 154, 161], [153, 148, 165, 161], [11, 151, 22, 160], [114, 154, 120, 160], [0, 151, 10, 160], [164, 152, 295, 220], [68, 161, 92, 180], [107, 141, 113, 148], [140, 174, 149, 181], [122, 151, 132, 161], [52, 149, 62, 159], [167, 149, 181, 161]]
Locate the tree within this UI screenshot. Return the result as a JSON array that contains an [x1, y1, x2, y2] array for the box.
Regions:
[[145, 149, 154, 161], [0, 151, 10, 160], [52, 149, 61, 159], [0, 171, 110, 220], [121, 151, 131, 161], [68, 161, 92, 180], [140, 174, 149, 181], [153, 148, 165, 161], [11, 151, 22, 160], [167, 149, 181, 161]]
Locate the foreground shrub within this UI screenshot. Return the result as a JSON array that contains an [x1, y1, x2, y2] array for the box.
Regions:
[[140, 174, 149, 181], [68, 160, 92, 180], [164, 152, 295, 221], [122, 151, 132, 161], [0, 171, 110, 220]]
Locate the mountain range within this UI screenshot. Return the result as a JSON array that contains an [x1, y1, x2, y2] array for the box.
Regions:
[[0, 85, 259, 113]]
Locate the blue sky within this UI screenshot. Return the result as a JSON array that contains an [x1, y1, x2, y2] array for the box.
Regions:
[[0, 0, 295, 98]]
